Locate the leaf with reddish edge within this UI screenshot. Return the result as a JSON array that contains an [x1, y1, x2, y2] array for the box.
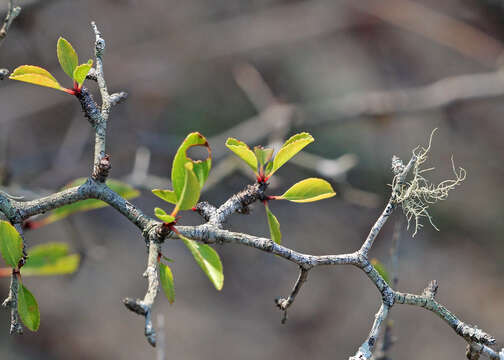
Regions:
[[274, 178, 335, 203], [159, 263, 175, 304], [18, 283, 40, 331], [265, 204, 281, 245], [0, 221, 24, 268]]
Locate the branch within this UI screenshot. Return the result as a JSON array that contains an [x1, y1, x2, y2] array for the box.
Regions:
[[350, 303, 390, 360], [275, 267, 309, 324]]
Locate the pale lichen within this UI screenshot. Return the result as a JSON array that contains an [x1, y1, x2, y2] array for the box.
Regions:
[[392, 129, 466, 236]]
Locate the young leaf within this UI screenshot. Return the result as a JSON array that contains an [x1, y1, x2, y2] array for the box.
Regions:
[[265, 205, 281, 245], [154, 208, 175, 223], [0, 221, 23, 268], [37, 178, 140, 226], [152, 189, 178, 204], [267, 133, 314, 176], [159, 263, 175, 304], [172, 133, 211, 197], [275, 178, 335, 203], [57, 37, 78, 79], [179, 233, 223, 291], [73, 60, 93, 87], [254, 146, 274, 167], [225, 138, 257, 173], [17, 284, 40, 331], [172, 162, 201, 215], [9, 65, 65, 92], [371, 259, 390, 285], [21, 254, 80, 276]]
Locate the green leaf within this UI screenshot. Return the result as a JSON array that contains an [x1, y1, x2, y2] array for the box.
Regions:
[[172, 133, 211, 197], [21, 242, 80, 276], [9, 65, 65, 92], [275, 178, 335, 203], [172, 162, 201, 215], [73, 60, 93, 87], [39, 178, 140, 226], [57, 37, 78, 79], [267, 133, 314, 176], [159, 263, 175, 304], [152, 189, 178, 204], [0, 221, 23, 268], [225, 138, 258, 173], [371, 258, 390, 285], [179, 233, 223, 291], [17, 284, 40, 331], [254, 146, 274, 167], [265, 205, 281, 245], [154, 208, 175, 223]]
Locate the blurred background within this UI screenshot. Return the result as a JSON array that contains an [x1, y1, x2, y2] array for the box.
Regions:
[[0, 0, 503, 359]]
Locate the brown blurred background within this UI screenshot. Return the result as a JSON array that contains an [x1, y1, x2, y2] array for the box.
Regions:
[[1, 0, 504, 359]]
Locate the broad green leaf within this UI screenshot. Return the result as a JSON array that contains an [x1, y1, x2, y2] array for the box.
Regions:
[[371, 258, 390, 285], [225, 138, 257, 173], [275, 178, 335, 203], [154, 208, 175, 223], [254, 146, 274, 167], [159, 263, 175, 304], [39, 178, 140, 226], [267, 132, 314, 176], [73, 60, 93, 87], [172, 163, 201, 215], [9, 65, 65, 92], [57, 37, 78, 79], [21, 242, 80, 276], [0, 221, 23, 268], [152, 189, 178, 204], [179, 233, 223, 291], [18, 284, 40, 331], [265, 205, 281, 245], [172, 133, 211, 196]]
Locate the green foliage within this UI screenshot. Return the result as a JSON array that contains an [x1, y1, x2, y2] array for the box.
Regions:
[[267, 133, 314, 177], [17, 283, 40, 331], [265, 205, 281, 245], [154, 208, 175, 223], [22, 243, 80, 276], [159, 263, 175, 304], [371, 258, 390, 285], [9, 65, 65, 92], [0, 221, 23, 268], [225, 138, 258, 173], [254, 146, 274, 167], [172, 163, 201, 214], [151, 190, 177, 204], [179, 233, 223, 291], [38, 178, 139, 226], [275, 178, 336, 203], [73, 61, 93, 87], [57, 37, 79, 79]]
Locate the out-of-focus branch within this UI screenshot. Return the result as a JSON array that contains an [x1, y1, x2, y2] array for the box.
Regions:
[[0, 0, 21, 79]]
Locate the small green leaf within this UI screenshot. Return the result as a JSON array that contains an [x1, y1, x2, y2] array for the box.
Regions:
[[275, 178, 335, 203], [254, 146, 274, 167], [265, 205, 281, 245], [371, 258, 390, 285], [172, 162, 201, 215], [73, 60, 93, 87], [152, 189, 178, 204], [159, 263, 175, 304], [21, 242, 80, 276], [172, 133, 211, 196], [39, 178, 140, 226], [154, 208, 175, 223], [267, 132, 314, 176], [0, 221, 23, 268], [225, 138, 258, 173], [9, 65, 65, 92], [17, 284, 40, 331], [179, 233, 223, 291], [57, 37, 78, 79]]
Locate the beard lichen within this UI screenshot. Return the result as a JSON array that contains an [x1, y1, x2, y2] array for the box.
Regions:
[[391, 129, 466, 236]]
